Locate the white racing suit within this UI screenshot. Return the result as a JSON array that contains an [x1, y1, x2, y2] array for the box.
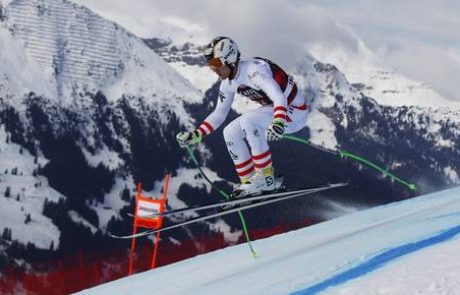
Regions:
[[198, 57, 308, 183]]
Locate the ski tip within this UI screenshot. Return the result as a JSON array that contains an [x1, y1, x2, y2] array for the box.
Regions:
[[333, 182, 349, 187], [108, 232, 140, 239], [109, 229, 158, 239], [108, 233, 124, 239]]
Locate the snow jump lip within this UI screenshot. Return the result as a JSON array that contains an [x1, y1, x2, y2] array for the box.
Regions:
[[292, 224, 460, 295]]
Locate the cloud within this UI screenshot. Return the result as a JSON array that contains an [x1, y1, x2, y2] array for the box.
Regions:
[[305, 0, 460, 101], [197, 0, 359, 68], [74, 0, 358, 68], [384, 43, 460, 101], [74, 0, 460, 101]]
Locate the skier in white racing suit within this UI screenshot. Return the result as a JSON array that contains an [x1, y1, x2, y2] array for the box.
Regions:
[[177, 36, 308, 197]]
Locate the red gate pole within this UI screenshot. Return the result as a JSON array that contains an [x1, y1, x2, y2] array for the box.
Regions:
[[150, 173, 171, 269], [128, 182, 142, 275]]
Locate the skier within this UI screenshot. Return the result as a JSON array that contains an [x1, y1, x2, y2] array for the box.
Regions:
[[176, 36, 308, 198]]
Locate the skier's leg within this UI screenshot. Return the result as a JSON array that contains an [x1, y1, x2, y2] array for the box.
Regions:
[[223, 117, 255, 183], [237, 107, 278, 194], [239, 106, 273, 173]]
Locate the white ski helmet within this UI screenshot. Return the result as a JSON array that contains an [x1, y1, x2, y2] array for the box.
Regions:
[[204, 36, 240, 69]]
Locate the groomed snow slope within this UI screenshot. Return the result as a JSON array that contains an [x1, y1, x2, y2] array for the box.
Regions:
[[77, 186, 460, 295]]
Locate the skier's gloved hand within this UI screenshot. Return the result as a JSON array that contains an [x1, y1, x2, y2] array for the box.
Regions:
[[176, 130, 203, 148], [266, 118, 286, 141]]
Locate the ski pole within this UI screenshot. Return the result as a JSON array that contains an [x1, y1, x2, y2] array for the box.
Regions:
[[185, 145, 258, 258], [283, 134, 416, 191]]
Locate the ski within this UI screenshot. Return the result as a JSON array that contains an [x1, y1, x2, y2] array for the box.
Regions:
[[128, 186, 325, 219], [110, 182, 347, 239], [126, 177, 288, 219]]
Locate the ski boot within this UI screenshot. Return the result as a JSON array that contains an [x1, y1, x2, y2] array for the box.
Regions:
[[221, 170, 285, 211], [231, 174, 285, 199]]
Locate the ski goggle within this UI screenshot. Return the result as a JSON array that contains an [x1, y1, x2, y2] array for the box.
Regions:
[[207, 57, 225, 69]]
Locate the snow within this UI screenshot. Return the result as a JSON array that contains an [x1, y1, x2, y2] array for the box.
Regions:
[[71, 0, 211, 45], [434, 137, 455, 149], [151, 168, 209, 215], [92, 176, 134, 231], [0, 125, 61, 249], [0, 180, 61, 249], [77, 185, 460, 295], [1, 0, 203, 128], [292, 55, 359, 151], [167, 61, 217, 95], [5, 0, 117, 96], [306, 110, 338, 151], [309, 39, 459, 108], [321, 237, 460, 295], [104, 28, 202, 107], [80, 144, 124, 170], [443, 167, 459, 185], [0, 0, 12, 8], [209, 220, 241, 244], [0, 27, 56, 104], [68, 210, 98, 234], [316, 199, 365, 220]]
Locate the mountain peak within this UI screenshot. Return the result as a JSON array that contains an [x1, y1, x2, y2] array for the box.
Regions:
[[1, 0, 201, 106], [309, 36, 457, 108]]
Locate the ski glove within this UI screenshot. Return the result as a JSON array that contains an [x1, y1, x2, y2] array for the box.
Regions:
[[266, 118, 286, 141], [176, 130, 203, 148]]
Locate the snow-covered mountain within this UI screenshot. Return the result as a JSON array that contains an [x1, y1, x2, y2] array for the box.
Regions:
[[309, 39, 459, 108], [0, 0, 202, 266], [0, 0, 459, 284], [1, 0, 200, 100]]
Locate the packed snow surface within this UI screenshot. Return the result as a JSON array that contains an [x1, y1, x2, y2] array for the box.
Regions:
[[77, 186, 460, 295]]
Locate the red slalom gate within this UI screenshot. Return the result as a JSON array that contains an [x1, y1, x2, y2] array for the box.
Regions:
[[129, 173, 171, 275]]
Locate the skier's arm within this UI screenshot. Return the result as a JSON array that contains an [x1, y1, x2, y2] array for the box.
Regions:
[[197, 84, 235, 137], [176, 84, 234, 147], [248, 65, 288, 122], [247, 63, 288, 141]]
